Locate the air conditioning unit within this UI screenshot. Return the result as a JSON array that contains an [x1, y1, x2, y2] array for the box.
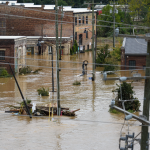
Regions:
[[11, 3, 15, 6]]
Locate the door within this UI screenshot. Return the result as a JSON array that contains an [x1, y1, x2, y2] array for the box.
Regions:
[[79, 34, 82, 45]]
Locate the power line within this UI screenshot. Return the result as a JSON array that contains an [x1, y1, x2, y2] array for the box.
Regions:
[[0, 55, 148, 70]]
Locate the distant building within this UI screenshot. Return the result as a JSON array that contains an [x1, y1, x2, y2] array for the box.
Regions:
[[0, 2, 97, 53], [0, 36, 26, 74], [121, 37, 148, 70]]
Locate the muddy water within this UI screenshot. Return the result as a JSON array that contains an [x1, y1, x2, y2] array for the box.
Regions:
[[0, 52, 145, 150]]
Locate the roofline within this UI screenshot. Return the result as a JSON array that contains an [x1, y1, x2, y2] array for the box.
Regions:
[[73, 11, 97, 14], [125, 53, 149, 56]]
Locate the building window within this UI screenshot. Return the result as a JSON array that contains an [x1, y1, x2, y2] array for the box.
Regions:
[[79, 34, 82, 45], [79, 17, 81, 25], [87, 45, 89, 50], [86, 16, 88, 24], [86, 31, 88, 38], [75, 32, 77, 40], [0, 50, 5, 60], [82, 16, 84, 24], [129, 60, 136, 69], [75, 17, 77, 25]]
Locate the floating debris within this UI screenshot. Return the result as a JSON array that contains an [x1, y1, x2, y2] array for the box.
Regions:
[[6, 103, 80, 117]]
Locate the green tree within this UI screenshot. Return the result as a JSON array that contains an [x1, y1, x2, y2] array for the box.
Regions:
[[128, 0, 147, 21], [97, 5, 133, 37], [58, 0, 68, 6], [96, 44, 111, 64], [113, 82, 141, 111]]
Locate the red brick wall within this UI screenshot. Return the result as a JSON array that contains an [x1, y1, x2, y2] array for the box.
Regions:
[[126, 55, 146, 69], [0, 4, 73, 37], [0, 39, 15, 74]]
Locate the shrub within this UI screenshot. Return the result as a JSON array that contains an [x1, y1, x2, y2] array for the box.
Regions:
[[1, 69, 8, 76], [112, 82, 141, 112], [37, 87, 49, 96], [19, 66, 32, 74], [73, 80, 81, 85], [19, 99, 31, 106], [109, 108, 120, 114], [103, 61, 117, 72]]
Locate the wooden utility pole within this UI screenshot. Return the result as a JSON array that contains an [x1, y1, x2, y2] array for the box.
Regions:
[[55, 0, 60, 115], [59, 5, 63, 60], [141, 40, 150, 150], [92, 0, 95, 81], [113, 0, 115, 48]]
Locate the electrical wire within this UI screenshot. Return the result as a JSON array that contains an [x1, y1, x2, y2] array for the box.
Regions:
[[0, 55, 148, 70], [0, 4, 150, 30]]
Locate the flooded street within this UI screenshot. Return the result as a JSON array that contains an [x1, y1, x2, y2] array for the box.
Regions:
[[0, 51, 145, 150]]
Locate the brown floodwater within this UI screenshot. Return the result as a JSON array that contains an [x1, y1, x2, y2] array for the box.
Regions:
[[0, 52, 145, 150]]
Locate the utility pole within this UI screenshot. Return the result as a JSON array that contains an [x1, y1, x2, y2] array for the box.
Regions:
[[51, 48, 54, 92], [141, 40, 150, 150], [92, 0, 95, 81], [59, 5, 63, 60], [55, 0, 60, 115], [113, 0, 115, 48]]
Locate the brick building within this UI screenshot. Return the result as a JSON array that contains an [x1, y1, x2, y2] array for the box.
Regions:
[[0, 36, 26, 74], [121, 37, 148, 70], [0, 2, 97, 53]]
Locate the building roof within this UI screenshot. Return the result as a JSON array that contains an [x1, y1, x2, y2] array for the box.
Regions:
[[0, 36, 26, 39], [123, 37, 148, 55]]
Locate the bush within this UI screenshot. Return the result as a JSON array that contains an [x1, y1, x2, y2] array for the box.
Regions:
[[111, 47, 121, 61], [19, 99, 31, 106], [103, 61, 117, 72], [96, 44, 111, 64], [109, 108, 120, 114], [19, 66, 32, 74], [73, 80, 81, 85], [113, 82, 141, 112], [37, 87, 49, 96], [1, 69, 8, 76]]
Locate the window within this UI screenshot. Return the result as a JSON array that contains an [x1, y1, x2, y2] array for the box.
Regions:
[[86, 16, 88, 24], [86, 31, 88, 38], [79, 17, 81, 25], [79, 34, 82, 45], [82, 16, 84, 24], [129, 60, 136, 69], [75, 17, 77, 25], [0, 50, 5, 60], [75, 32, 77, 40], [87, 45, 89, 50]]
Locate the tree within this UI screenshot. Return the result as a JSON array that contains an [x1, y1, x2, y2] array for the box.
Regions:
[[96, 44, 111, 64], [113, 82, 141, 111], [128, 0, 147, 21], [97, 5, 133, 37], [58, 0, 68, 6]]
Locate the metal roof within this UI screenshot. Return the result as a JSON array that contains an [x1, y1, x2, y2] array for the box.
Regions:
[[123, 37, 148, 55]]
